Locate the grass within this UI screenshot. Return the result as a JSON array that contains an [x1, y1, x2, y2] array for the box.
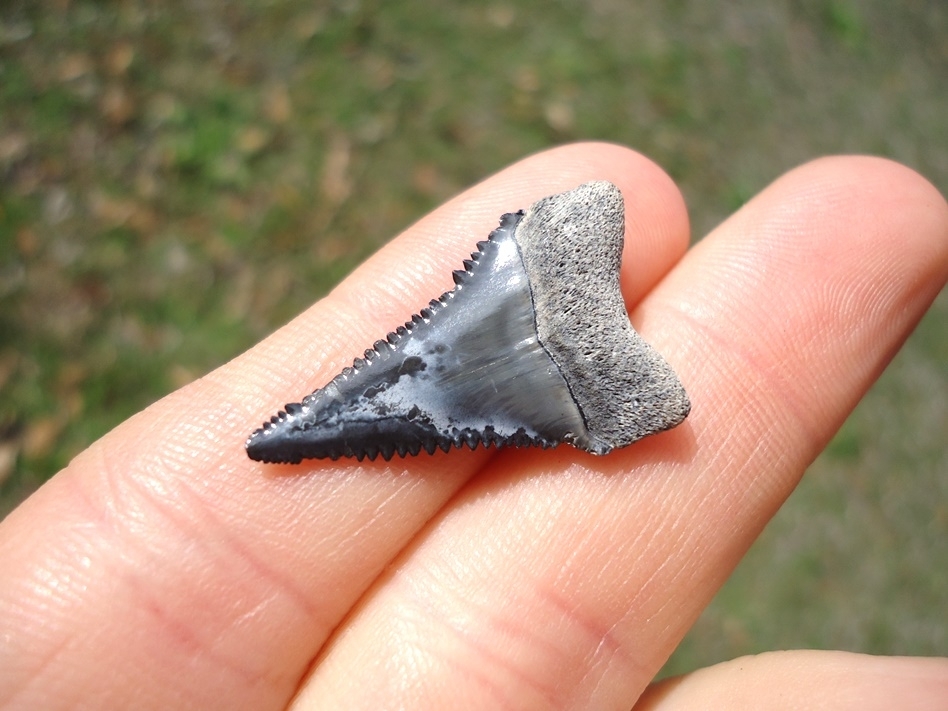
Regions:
[[1, 0, 945, 675]]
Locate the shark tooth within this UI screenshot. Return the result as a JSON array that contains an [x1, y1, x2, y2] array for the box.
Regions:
[[246, 181, 690, 463]]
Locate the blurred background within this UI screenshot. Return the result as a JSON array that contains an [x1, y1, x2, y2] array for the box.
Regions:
[[1, 0, 945, 677]]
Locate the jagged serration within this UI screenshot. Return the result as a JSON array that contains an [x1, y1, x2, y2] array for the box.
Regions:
[[246, 181, 690, 463]]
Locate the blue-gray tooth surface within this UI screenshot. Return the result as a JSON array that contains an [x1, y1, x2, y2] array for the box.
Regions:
[[246, 181, 691, 463]]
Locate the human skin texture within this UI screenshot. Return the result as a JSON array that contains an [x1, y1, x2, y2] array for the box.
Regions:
[[0, 143, 946, 710]]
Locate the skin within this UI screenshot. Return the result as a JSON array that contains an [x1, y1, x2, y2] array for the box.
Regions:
[[0, 143, 946, 710]]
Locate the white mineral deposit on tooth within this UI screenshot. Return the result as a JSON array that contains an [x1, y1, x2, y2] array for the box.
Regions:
[[246, 181, 690, 463]]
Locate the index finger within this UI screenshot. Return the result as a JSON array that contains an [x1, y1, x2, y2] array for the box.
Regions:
[[0, 143, 690, 711]]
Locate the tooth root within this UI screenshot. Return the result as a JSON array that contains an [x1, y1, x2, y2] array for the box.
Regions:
[[246, 181, 690, 464]]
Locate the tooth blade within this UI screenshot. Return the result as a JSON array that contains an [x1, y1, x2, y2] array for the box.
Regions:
[[245, 213, 587, 463]]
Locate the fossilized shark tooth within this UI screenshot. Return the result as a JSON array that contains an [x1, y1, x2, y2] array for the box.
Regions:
[[246, 181, 690, 463]]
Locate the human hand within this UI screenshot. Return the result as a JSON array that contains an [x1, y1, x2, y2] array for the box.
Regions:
[[1, 144, 946, 710]]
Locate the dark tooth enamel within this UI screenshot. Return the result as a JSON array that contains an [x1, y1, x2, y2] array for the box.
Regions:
[[246, 181, 690, 464]]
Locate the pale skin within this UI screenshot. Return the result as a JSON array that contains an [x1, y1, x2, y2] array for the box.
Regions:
[[1, 144, 946, 710]]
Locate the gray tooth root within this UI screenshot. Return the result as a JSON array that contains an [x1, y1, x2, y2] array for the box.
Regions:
[[516, 180, 691, 454], [246, 180, 690, 464]]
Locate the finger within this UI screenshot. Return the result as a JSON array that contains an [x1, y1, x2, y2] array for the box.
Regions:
[[0, 143, 690, 711], [636, 650, 948, 710], [292, 157, 948, 709]]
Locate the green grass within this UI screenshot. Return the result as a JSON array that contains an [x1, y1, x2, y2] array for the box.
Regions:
[[1, 0, 945, 675]]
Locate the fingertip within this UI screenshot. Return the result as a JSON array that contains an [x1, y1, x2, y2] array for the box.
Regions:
[[637, 651, 948, 711], [509, 142, 693, 301], [817, 155, 948, 275], [329, 141, 690, 338], [736, 154, 948, 275]]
